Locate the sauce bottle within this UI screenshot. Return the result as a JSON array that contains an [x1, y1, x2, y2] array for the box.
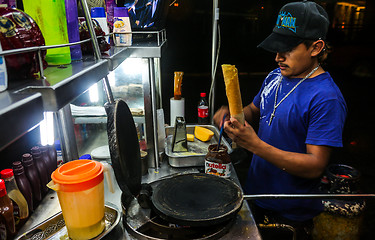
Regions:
[[0, 179, 16, 240], [22, 153, 42, 208], [48, 144, 57, 172], [0, 169, 29, 229], [12, 161, 33, 213], [205, 144, 231, 178], [39, 145, 53, 181], [30, 146, 49, 195]]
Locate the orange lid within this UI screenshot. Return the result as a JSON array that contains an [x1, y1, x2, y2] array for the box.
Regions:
[[51, 160, 103, 192]]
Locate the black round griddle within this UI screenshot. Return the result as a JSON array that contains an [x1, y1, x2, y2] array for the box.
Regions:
[[151, 173, 243, 227], [106, 99, 142, 197]]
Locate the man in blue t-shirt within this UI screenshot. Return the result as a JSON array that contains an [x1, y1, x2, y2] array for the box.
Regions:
[[214, 1, 347, 239]]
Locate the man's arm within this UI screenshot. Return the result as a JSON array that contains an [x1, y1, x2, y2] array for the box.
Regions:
[[243, 102, 260, 125], [224, 117, 331, 178]]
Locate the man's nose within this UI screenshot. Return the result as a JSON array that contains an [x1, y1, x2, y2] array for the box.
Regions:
[[275, 52, 285, 62]]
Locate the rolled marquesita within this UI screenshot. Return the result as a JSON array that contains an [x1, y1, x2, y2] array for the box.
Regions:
[[221, 64, 245, 124]]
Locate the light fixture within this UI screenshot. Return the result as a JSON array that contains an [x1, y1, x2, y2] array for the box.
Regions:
[[40, 111, 54, 146]]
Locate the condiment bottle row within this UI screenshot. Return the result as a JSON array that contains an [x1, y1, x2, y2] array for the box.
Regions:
[[0, 144, 58, 239]]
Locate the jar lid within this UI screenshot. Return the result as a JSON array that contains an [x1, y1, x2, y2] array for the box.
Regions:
[[0, 169, 14, 179], [51, 160, 103, 192], [0, 179, 6, 197]]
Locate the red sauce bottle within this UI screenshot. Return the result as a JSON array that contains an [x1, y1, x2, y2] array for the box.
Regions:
[[0, 179, 16, 240]]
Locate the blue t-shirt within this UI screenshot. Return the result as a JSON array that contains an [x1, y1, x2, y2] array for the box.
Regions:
[[244, 68, 347, 221]]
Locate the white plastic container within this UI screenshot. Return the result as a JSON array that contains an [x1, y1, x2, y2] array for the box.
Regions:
[[0, 43, 8, 92], [90, 7, 110, 44], [113, 7, 132, 46]]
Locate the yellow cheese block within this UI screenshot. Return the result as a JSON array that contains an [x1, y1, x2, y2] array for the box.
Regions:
[[194, 126, 214, 142], [187, 134, 195, 142]]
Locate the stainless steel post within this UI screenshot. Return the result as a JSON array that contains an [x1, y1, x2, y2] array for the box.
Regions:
[[143, 58, 160, 169], [79, 0, 101, 60], [55, 104, 79, 161], [154, 58, 162, 108], [149, 58, 160, 169]]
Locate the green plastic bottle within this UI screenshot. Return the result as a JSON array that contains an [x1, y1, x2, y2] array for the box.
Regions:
[[23, 0, 71, 65]]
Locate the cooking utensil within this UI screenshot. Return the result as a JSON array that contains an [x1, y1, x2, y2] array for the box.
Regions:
[[171, 116, 188, 152], [151, 173, 241, 227], [149, 173, 375, 228], [217, 113, 227, 150], [106, 99, 141, 198]]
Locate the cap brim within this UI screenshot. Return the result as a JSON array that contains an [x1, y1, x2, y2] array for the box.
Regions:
[[257, 32, 304, 53]]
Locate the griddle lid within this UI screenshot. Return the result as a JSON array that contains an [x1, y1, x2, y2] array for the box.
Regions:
[[151, 173, 243, 227], [107, 99, 141, 197]]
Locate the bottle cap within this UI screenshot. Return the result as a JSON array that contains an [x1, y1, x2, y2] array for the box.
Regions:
[[91, 7, 106, 18], [52, 160, 103, 192], [31, 146, 41, 157], [200, 92, 206, 97], [0, 179, 6, 197], [12, 161, 24, 175], [114, 7, 129, 18], [0, 169, 14, 179], [22, 153, 34, 166], [39, 145, 48, 153]]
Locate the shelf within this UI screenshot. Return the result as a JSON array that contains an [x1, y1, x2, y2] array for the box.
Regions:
[[16, 59, 109, 112], [73, 115, 145, 125], [0, 91, 44, 151], [102, 31, 167, 71], [102, 46, 130, 71], [127, 40, 167, 58]]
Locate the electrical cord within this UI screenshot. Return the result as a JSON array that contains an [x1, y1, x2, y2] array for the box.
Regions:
[[208, 23, 221, 120]]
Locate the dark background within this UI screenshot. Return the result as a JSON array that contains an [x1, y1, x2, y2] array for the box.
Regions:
[[160, 0, 375, 239]]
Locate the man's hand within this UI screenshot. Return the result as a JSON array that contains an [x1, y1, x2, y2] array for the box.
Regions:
[[224, 117, 261, 151]]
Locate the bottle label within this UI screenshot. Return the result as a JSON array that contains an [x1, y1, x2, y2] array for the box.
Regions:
[[198, 106, 209, 118], [205, 160, 231, 178]]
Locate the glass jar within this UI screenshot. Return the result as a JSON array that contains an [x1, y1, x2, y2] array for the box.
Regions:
[[205, 144, 231, 178]]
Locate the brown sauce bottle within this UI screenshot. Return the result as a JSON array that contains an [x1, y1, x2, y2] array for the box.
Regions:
[[48, 144, 57, 172], [12, 161, 33, 213], [39, 145, 53, 181], [0, 179, 16, 240], [30, 146, 49, 195], [22, 153, 42, 207]]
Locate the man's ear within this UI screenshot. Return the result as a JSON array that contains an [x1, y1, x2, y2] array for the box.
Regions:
[[311, 40, 325, 57]]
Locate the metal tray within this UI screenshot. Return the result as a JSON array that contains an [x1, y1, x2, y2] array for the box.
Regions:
[[165, 125, 232, 167], [16, 204, 121, 240]]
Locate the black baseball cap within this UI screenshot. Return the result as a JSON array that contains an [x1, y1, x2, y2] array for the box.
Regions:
[[258, 0, 329, 53]]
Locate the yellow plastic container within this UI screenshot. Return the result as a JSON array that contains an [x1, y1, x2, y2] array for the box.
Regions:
[[48, 160, 106, 240]]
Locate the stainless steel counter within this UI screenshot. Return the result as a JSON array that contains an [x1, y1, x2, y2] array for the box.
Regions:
[[17, 161, 262, 240]]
